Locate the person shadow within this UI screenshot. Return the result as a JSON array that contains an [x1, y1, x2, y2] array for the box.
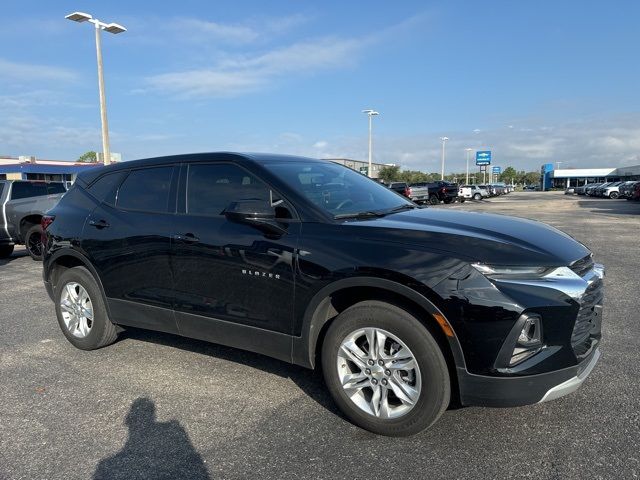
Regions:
[[93, 397, 211, 480]]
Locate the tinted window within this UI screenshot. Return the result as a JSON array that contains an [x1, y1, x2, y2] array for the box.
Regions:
[[88, 171, 127, 204], [10, 182, 48, 200], [46, 183, 66, 194], [116, 167, 174, 213], [186, 164, 271, 217], [0, 183, 4, 198], [263, 161, 412, 217]]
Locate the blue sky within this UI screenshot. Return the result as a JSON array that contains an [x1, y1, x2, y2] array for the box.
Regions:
[[1, 0, 639, 172]]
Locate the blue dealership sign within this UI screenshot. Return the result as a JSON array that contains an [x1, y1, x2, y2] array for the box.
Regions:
[[492, 166, 501, 174], [476, 151, 491, 165]]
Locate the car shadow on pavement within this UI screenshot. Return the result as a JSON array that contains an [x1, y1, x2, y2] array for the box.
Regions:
[[0, 249, 29, 266], [120, 328, 342, 418], [93, 397, 211, 480], [577, 200, 640, 216]]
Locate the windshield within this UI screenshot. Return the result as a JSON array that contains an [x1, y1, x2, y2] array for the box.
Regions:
[[264, 161, 413, 218]]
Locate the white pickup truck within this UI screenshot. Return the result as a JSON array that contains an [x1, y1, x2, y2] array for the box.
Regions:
[[459, 185, 489, 200]]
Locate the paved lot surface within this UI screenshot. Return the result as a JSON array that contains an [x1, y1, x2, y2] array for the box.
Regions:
[[1, 192, 638, 480]]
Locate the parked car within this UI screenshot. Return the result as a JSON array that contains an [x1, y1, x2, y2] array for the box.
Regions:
[[585, 183, 603, 196], [0, 180, 66, 259], [523, 184, 538, 191], [602, 181, 626, 199], [42, 153, 603, 436], [619, 180, 640, 200], [564, 187, 575, 195], [409, 181, 460, 205], [459, 185, 489, 200], [632, 182, 640, 201], [477, 184, 494, 196], [593, 182, 618, 197], [388, 182, 412, 199]]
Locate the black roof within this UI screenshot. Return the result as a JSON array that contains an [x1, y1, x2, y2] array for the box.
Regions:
[[75, 152, 325, 185]]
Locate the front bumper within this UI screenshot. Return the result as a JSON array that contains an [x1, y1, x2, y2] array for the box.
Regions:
[[458, 347, 601, 407]]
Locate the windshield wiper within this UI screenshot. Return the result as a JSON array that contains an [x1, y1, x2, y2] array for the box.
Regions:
[[383, 204, 418, 214], [334, 211, 387, 220]]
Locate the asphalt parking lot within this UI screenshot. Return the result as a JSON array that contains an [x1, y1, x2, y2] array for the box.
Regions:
[[1, 191, 638, 480]]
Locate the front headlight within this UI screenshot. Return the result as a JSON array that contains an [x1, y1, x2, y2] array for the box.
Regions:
[[471, 263, 553, 279]]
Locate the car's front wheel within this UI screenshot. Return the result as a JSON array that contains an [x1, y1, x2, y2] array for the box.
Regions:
[[322, 301, 450, 436], [54, 266, 118, 350], [473, 193, 482, 200]]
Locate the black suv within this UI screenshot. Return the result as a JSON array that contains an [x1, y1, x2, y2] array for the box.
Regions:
[[43, 153, 604, 436]]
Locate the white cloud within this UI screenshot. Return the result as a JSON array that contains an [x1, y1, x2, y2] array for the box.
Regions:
[[146, 35, 371, 98], [0, 58, 76, 82], [313, 140, 328, 149], [171, 18, 260, 45]]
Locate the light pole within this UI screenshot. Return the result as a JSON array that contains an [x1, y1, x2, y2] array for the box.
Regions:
[[440, 136, 449, 180], [66, 12, 126, 166], [362, 109, 379, 178], [465, 148, 472, 185]]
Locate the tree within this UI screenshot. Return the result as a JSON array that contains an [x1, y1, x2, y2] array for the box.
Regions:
[[78, 151, 97, 163], [378, 165, 400, 183], [499, 166, 517, 184], [524, 171, 540, 185]]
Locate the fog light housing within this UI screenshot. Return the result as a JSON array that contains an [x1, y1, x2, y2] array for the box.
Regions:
[[509, 314, 543, 366]]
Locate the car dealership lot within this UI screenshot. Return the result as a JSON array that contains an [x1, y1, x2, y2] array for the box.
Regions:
[[1, 192, 638, 479]]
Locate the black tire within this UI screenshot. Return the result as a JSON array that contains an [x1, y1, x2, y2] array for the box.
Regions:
[[25, 224, 43, 261], [429, 195, 439, 205], [443, 197, 453, 204], [54, 266, 118, 350], [609, 192, 619, 199], [473, 193, 482, 201], [458, 197, 465, 203], [321, 301, 450, 436], [0, 244, 14, 258]]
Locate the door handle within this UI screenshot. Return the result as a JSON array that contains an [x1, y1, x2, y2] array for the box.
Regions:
[[172, 233, 200, 243], [89, 219, 110, 229]]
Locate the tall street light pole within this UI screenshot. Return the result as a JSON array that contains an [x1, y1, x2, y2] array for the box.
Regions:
[[66, 12, 126, 166], [465, 148, 472, 185], [362, 109, 379, 178], [440, 136, 449, 180]]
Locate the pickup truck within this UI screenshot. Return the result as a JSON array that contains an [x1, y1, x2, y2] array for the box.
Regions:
[[387, 182, 412, 198], [409, 181, 461, 205], [0, 180, 66, 260]]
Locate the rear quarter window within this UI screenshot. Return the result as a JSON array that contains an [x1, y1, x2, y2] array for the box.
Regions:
[[87, 171, 128, 204], [46, 183, 67, 195], [116, 167, 174, 213]]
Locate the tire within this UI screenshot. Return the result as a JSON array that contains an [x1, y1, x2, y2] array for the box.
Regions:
[[0, 244, 14, 258], [609, 192, 619, 199], [458, 197, 465, 203], [54, 266, 118, 350], [443, 198, 453, 204], [428, 195, 439, 205], [321, 301, 450, 436], [25, 224, 43, 261], [473, 193, 482, 201]]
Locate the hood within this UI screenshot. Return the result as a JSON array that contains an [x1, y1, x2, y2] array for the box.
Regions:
[[348, 208, 589, 266]]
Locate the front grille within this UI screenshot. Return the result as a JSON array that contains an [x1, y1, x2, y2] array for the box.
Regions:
[[570, 254, 594, 278], [571, 278, 604, 356]]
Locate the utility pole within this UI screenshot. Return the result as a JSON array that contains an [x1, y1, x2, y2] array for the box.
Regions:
[[440, 137, 448, 180]]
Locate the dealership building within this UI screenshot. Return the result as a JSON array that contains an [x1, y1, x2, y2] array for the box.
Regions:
[[540, 163, 640, 190], [0, 156, 106, 185], [329, 158, 395, 178]]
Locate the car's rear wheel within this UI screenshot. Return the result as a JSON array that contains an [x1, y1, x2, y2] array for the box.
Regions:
[[0, 244, 14, 258], [25, 224, 43, 261], [322, 301, 450, 436], [54, 266, 118, 350], [429, 195, 439, 205], [473, 193, 482, 200], [609, 192, 619, 199]]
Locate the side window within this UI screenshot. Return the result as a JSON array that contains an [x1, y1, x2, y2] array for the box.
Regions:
[[186, 164, 271, 217], [116, 167, 174, 213], [10, 182, 47, 200], [87, 171, 127, 204], [46, 183, 67, 195]]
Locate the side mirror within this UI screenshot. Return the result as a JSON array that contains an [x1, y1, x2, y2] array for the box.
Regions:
[[224, 200, 287, 236]]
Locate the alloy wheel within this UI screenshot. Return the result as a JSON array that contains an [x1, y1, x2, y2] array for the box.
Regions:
[[59, 282, 94, 338], [336, 327, 421, 419]]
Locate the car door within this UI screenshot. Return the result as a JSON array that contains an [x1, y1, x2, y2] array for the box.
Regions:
[[170, 162, 300, 353], [82, 165, 180, 334]]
